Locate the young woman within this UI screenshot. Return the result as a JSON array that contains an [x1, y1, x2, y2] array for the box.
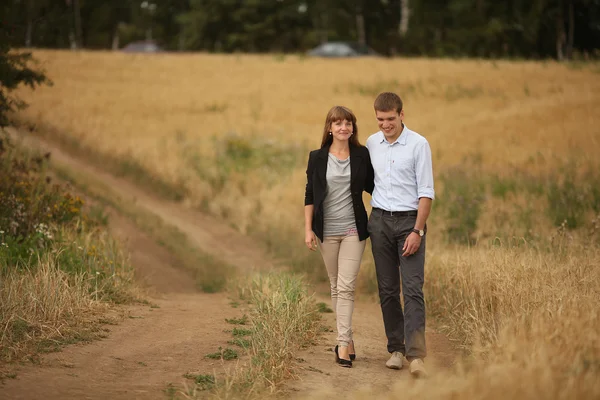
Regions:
[[304, 105, 374, 368]]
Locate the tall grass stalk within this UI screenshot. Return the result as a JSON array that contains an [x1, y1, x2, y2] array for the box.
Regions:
[[0, 254, 104, 362], [187, 273, 321, 399], [426, 242, 600, 352]]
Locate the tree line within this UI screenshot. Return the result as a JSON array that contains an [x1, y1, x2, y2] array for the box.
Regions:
[[1, 0, 599, 59]]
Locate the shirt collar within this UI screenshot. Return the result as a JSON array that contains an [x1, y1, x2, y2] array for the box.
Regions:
[[378, 125, 409, 146]]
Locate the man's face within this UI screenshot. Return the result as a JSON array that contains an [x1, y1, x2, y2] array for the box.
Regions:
[[376, 109, 404, 140]]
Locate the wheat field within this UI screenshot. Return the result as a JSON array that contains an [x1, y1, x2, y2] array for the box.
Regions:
[[14, 51, 600, 232], [12, 50, 600, 398]]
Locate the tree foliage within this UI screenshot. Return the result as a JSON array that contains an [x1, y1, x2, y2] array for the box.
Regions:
[[1, 0, 599, 58], [0, 19, 50, 128]]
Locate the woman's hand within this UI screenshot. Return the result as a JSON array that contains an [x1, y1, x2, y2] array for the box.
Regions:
[[305, 231, 318, 251]]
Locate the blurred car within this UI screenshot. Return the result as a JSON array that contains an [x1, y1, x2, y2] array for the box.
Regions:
[[121, 40, 163, 53], [308, 42, 378, 57]]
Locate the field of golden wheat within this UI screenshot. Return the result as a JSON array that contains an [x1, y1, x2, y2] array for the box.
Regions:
[[12, 50, 600, 398], [14, 51, 600, 236]]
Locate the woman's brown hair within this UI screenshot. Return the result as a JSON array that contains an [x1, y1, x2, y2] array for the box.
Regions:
[[320, 105, 362, 148]]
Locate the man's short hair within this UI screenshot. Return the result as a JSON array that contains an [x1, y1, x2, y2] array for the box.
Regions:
[[374, 92, 403, 114]]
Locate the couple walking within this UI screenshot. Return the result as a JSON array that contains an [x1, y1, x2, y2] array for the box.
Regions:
[[304, 92, 434, 378]]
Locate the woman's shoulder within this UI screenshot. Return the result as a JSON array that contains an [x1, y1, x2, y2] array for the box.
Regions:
[[353, 145, 370, 156], [308, 148, 324, 158]]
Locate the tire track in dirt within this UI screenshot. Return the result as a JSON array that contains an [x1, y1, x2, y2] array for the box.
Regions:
[[1, 128, 457, 399], [0, 202, 250, 399], [5, 127, 276, 273], [2, 128, 269, 399]]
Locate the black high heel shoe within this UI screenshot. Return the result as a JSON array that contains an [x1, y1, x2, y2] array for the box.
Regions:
[[334, 345, 352, 368], [349, 340, 356, 361]]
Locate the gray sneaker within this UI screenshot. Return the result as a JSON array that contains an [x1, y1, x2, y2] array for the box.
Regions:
[[409, 358, 428, 378], [385, 352, 404, 369]]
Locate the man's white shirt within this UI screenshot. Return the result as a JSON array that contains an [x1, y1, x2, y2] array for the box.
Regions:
[[366, 126, 435, 212]]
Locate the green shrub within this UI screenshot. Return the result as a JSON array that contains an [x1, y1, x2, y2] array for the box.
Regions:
[[545, 163, 600, 229], [438, 166, 486, 244], [0, 44, 50, 127], [179, 132, 305, 195], [0, 145, 83, 245], [1, 136, 136, 362]]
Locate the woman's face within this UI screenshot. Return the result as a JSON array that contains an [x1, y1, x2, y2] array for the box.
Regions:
[[330, 119, 353, 142]]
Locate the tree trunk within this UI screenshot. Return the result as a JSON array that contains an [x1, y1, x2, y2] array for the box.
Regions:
[[399, 0, 410, 37], [356, 3, 366, 45], [112, 29, 120, 51], [566, 0, 574, 59], [320, 10, 328, 43], [73, 0, 83, 49], [178, 33, 185, 51], [476, 0, 484, 18], [25, 0, 33, 47], [556, 1, 565, 60], [25, 19, 33, 48]]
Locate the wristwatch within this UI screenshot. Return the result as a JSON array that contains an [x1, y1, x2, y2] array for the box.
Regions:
[[411, 228, 425, 237]]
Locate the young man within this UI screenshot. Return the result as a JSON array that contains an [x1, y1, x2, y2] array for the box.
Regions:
[[365, 92, 434, 378]]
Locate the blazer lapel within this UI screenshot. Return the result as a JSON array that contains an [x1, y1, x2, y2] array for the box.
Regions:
[[316, 145, 329, 189], [350, 146, 363, 184]]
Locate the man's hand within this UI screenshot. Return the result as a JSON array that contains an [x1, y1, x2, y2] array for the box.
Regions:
[[402, 232, 421, 257], [305, 231, 318, 251]]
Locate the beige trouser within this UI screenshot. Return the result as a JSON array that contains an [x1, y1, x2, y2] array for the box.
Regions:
[[319, 234, 366, 347]]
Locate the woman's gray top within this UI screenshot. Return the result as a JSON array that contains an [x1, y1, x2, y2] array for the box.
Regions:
[[323, 153, 357, 237]]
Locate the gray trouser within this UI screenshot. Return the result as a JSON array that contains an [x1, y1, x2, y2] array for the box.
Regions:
[[368, 210, 426, 359]]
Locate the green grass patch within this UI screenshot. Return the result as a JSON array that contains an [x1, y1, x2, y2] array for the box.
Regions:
[[1, 137, 137, 363], [184, 272, 321, 398], [225, 315, 248, 325], [437, 165, 486, 245], [227, 338, 251, 348], [316, 302, 333, 313], [232, 327, 252, 337], [17, 121, 188, 202], [545, 163, 600, 229], [205, 347, 238, 360], [435, 156, 600, 246], [183, 373, 215, 390], [163, 383, 177, 399], [50, 161, 234, 294], [178, 131, 305, 198]]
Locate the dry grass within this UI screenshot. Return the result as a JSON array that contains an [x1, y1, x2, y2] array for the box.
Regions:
[[10, 50, 600, 397], [176, 273, 321, 399], [0, 223, 137, 364], [0, 139, 138, 368], [427, 237, 600, 351], [309, 241, 600, 399], [13, 51, 600, 236], [1, 252, 107, 363]]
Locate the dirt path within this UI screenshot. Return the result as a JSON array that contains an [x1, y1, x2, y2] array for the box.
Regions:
[[285, 292, 457, 398], [1, 128, 457, 399], [1, 204, 248, 400]]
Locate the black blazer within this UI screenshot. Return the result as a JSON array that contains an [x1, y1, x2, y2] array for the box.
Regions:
[[304, 144, 374, 242]]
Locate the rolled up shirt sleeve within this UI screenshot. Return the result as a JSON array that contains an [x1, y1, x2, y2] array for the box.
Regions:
[[415, 140, 435, 200]]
